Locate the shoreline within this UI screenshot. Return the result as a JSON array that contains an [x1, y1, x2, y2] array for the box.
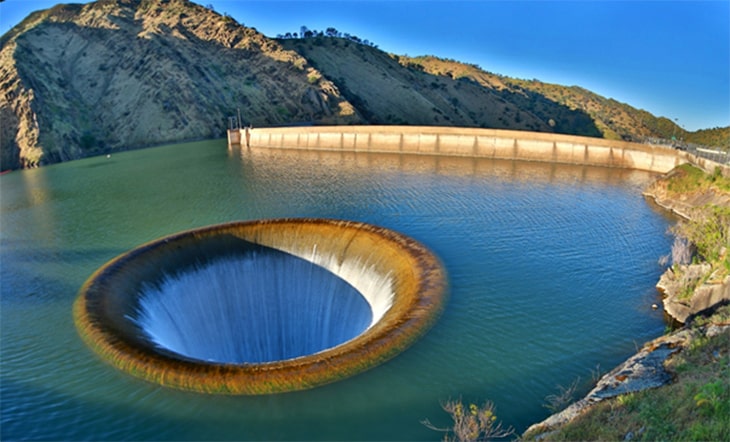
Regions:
[[524, 165, 730, 439], [523, 320, 730, 439]]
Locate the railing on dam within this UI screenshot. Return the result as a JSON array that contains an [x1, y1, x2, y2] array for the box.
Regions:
[[229, 125, 727, 175]]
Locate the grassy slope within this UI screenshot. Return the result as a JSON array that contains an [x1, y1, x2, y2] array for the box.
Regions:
[[505, 79, 729, 150], [535, 308, 729, 442], [281, 38, 554, 131], [282, 40, 614, 137]]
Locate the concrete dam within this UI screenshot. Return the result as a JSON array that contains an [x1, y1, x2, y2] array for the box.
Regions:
[[230, 125, 707, 174]]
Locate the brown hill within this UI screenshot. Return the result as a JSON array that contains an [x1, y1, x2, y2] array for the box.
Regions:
[[1, 0, 725, 171], [0, 0, 359, 170], [403, 56, 729, 149], [280, 38, 577, 133]]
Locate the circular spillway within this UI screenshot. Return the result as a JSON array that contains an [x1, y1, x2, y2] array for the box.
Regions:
[[73, 218, 448, 394]]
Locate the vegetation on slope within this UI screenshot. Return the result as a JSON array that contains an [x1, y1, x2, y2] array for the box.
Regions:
[[686, 126, 730, 150], [281, 37, 558, 132], [399, 56, 602, 138], [660, 164, 730, 279], [504, 80, 729, 151], [532, 307, 729, 442], [0, 0, 360, 169], [523, 165, 730, 441], [405, 59, 729, 150]]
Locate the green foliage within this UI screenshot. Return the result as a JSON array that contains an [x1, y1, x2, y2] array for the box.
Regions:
[[534, 327, 730, 441], [672, 205, 730, 263], [79, 133, 97, 150], [711, 167, 730, 192], [275, 106, 290, 118], [686, 126, 730, 150], [666, 164, 708, 194], [694, 380, 728, 416], [665, 164, 730, 289]]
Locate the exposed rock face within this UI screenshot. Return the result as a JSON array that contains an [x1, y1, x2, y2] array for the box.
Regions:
[[0, 0, 359, 169], [644, 181, 730, 220], [657, 265, 730, 324], [643, 166, 730, 324]]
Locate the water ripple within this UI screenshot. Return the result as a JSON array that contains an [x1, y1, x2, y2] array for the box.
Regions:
[[0, 144, 672, 440]]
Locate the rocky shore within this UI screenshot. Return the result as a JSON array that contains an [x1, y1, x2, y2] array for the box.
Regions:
[[523, 163, 730, 439], [643, 166, 730, 324], [524, 322, 729, 439]]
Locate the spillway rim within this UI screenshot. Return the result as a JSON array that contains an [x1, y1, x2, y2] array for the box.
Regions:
[[73, 218, 448, 395]]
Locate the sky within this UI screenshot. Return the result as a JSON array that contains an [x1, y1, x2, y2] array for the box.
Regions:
[[1, 0, 728, 131]]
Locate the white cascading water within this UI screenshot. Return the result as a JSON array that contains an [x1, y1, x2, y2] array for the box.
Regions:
[[305, 244, 395, 325], [131, 248, 393, 364]]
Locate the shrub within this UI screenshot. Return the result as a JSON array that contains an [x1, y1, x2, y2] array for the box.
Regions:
[[544, 378, 580, 413], [672, 205, 730, 263], [422, 398, 514, 442]]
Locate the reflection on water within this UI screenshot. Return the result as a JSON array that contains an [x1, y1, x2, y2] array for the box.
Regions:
[[1, 139, 673, 440], [243, 146, 655, 186]]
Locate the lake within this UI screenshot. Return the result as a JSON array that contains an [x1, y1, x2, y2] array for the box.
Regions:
[[0, 139, 673, 440]]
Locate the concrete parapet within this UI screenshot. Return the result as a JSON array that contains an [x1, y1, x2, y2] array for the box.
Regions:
[[242, 125, 689, 173]]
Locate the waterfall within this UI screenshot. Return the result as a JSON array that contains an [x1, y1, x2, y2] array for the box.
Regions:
[[76, 218, 445, 394], [131, 249, 378, 364]]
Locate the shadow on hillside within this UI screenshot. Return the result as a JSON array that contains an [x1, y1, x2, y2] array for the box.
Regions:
[[283, 37, 602, 137]]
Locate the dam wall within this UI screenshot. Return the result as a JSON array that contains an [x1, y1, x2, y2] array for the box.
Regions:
[[236, 125, 697, 174]]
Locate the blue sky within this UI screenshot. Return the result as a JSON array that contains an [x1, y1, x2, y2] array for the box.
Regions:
[[2, 0, 728, 131]]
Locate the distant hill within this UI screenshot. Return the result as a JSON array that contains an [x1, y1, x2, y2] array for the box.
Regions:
[[1, 0, 726, 171], [279, 39, 604, 137], [401, 56, 729, 149], [685, 126, 729, 148]]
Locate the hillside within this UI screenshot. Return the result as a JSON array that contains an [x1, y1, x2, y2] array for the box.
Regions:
[[279, 38, 590, 134], [1, 0, 726, 171], [402, 56, 729, 149], [0, 0, 359, 170]]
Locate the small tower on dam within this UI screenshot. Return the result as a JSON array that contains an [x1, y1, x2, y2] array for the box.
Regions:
[[227, 108, 250, 148]]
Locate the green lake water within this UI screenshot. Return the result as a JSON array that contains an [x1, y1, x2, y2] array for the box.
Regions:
[[0, 139, 673, 440]]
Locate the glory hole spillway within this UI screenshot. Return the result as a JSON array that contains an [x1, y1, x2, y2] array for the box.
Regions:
[[73, 218, 448, 394]]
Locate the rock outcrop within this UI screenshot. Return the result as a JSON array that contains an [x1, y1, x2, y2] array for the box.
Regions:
[[657, 264, 730, 324], [643, 165, 730, 324], [524, 323, 730, 439]]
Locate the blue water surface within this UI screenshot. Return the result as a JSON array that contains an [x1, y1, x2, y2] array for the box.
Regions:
[[0, 140, 673, 440]]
